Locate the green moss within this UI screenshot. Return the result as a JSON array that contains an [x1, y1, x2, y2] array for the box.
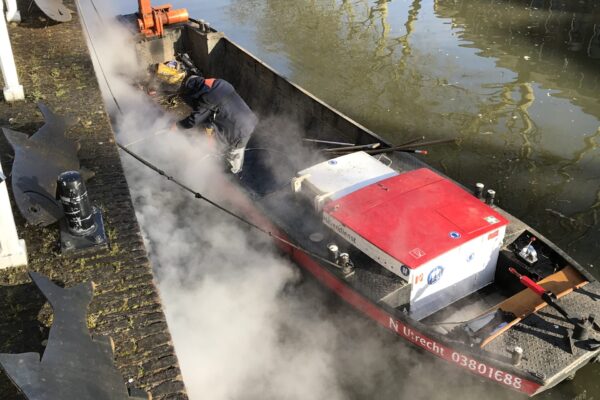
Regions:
[[117, 339, 138, 357], [87, 312, 100, 329], [112, 261, 123, 272], [28, 88, 45, 101], [107, 227, 118, 242]]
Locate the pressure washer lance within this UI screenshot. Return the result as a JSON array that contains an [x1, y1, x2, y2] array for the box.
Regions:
[[323, 143, 381, 153], [363, 138, 456, 156], [508, 267, 593, 340], [303, 138, 355, 146], [122, 128, 171, 148]]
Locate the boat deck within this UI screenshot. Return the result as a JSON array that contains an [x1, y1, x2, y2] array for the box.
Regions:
[[485, 280, 600, 385], [240, 128, 600, 387]]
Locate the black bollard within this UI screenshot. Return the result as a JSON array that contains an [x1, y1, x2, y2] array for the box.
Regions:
[[57, 171, 95, 235], [57, 171, 107, 252]]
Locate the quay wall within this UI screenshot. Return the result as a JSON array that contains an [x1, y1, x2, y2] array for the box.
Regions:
[[0, 1, 187, 399]]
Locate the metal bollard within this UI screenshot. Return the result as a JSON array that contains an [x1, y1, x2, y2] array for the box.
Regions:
[[486, 189, 496, 206], [511, 346, 523, 366], [327, 243, 339, 263], [339, 252, 354, 276], [475, 182, 485, 200], [57, 171, 107, 252], [57, 171, 95, 235]]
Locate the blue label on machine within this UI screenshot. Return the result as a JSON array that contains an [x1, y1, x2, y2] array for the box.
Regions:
[[428, 266, 444, 285]]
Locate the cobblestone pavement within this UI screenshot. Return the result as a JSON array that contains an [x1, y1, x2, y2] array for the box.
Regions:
[[0, 1, 187, 399]]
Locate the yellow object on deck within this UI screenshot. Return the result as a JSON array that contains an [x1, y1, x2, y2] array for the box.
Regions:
[[480, 266, 588, 347], [156, 63, 185, 85]]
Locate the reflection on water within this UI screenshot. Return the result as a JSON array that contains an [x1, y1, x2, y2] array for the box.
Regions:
[[225, 0, 599, 271], [430, 0, 600, 266]]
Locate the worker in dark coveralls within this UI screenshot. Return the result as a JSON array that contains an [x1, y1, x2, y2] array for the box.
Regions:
[[177, 75, 258, 174]]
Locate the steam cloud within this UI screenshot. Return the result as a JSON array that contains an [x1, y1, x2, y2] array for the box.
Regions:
[[79, 2, 520, 399]]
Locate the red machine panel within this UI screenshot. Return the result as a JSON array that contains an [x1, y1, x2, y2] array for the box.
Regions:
[[323, 168, 509, 269]]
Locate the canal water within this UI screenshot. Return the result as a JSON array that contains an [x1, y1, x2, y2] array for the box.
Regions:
[[104, 0, 599, 398], [149, 0, 600, 269]]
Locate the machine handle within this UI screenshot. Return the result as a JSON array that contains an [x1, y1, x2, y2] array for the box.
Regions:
[[508, 267, 547, 297]]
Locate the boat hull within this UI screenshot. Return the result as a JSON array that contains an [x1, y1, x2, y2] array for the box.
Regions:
[[125, 18, 600, 396]]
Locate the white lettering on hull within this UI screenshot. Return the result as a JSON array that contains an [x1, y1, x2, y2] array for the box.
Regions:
[[401, 325, 445, 357], [388, 317, 527, 392]]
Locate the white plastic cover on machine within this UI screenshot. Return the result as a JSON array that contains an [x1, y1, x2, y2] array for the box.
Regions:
[[292, 151, 398, 211]]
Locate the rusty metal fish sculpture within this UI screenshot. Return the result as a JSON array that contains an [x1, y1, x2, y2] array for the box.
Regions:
[[0, 272, 149, 400], [2, 103, 90, 226]]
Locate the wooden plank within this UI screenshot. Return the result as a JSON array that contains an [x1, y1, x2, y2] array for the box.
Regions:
[[480, 266, 588, 347]]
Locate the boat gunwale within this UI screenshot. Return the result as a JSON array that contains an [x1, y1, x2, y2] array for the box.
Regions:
[[129, 19, 600, 396]]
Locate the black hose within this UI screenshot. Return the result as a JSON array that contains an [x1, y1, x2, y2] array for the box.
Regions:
[[83, 0, 345, 272]]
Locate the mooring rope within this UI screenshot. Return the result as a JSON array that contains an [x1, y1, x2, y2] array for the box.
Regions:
[[117, 143, 346, 272]]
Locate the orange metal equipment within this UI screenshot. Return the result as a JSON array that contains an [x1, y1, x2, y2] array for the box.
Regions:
[[137, 0, 189, 38]]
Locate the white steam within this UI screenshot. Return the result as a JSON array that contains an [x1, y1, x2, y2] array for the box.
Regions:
[[79, 2, 520, 399]]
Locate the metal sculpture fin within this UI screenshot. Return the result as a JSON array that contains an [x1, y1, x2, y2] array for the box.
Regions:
[[29, 271, 93, 310], [2, 103, 83, 226], [2, 128, 29, 148], [31, 102, 74, 145], [0, 353, 41, 394], [33, 0, 72, 22], [0, 272, 150, 400]]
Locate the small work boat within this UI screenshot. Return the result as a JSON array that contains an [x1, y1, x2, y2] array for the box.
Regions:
[[118, 4, 600, 396]]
